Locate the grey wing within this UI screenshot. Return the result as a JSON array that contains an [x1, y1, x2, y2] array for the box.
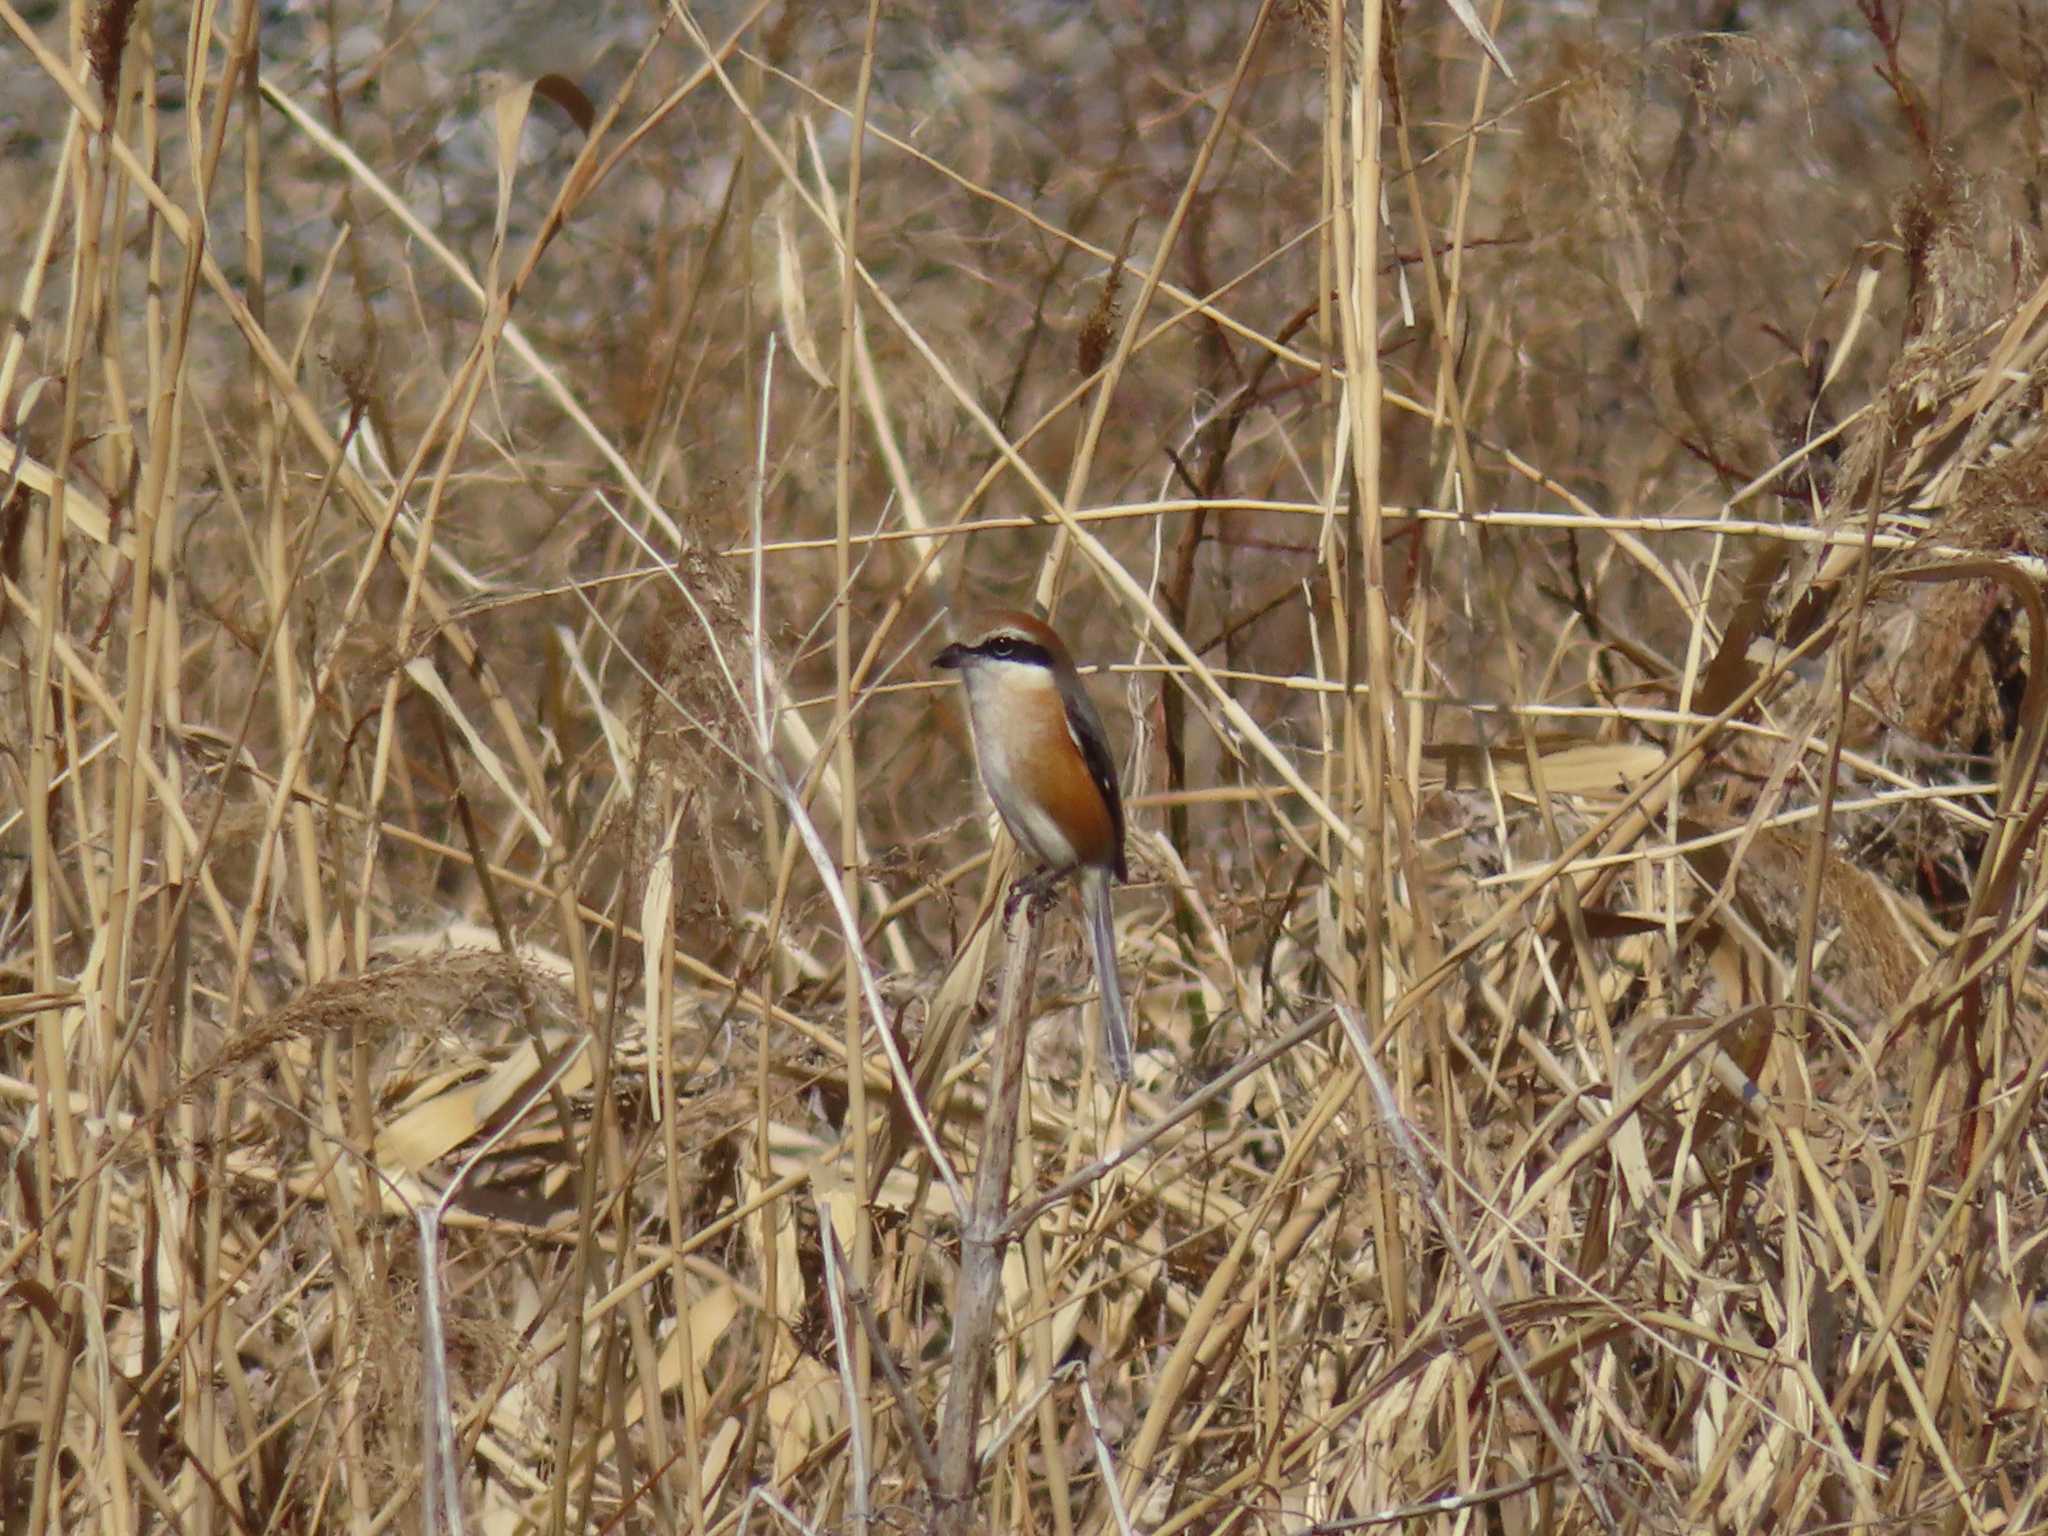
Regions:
[[1063, 686, 1127, 882]]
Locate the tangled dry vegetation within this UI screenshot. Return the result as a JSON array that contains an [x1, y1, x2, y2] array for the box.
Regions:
[[5, 0, 2048, 1532]]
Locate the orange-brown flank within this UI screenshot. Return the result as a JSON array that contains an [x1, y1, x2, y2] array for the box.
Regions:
[[995, 678, 1118, 871]]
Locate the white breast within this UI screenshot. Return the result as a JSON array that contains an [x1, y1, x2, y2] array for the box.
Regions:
[[959, 661, 1081, 868]]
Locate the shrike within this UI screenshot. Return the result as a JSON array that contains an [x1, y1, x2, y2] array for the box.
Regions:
[[935, 609, 1132, 1082]]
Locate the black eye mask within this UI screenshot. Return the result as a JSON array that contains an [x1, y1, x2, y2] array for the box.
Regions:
[[976, 636, 1053, 667]]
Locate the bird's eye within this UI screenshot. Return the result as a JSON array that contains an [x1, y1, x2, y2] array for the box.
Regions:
[[986, 636, 1015, 658]]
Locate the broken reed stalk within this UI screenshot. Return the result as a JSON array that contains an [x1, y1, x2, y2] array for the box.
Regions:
[[934, 895, 1048, 1532]]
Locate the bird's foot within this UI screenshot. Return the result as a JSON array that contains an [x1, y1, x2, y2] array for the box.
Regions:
[[1004, 868, 1063, 924]]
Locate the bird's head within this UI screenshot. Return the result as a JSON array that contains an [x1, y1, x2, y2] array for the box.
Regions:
[[933, 609, 1072, 676]]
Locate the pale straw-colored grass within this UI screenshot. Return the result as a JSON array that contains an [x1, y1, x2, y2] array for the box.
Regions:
[[3, 2, 2046, 1534]]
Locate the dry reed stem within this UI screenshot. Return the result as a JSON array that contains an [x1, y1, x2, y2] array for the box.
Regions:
[[936, 897, 1048, 1533]]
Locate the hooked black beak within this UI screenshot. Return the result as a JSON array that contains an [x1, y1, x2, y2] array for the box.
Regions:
[[933, 642, 967, 670]]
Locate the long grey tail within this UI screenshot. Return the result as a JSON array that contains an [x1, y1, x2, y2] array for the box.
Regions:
[[1082, 867, 1133, 1083]]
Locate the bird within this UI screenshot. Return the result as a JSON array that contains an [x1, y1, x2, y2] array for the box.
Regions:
[[934, 608, 1133, 1083]]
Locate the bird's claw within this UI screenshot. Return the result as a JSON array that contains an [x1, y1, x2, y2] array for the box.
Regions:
[[1004, 869, 1060, 925]]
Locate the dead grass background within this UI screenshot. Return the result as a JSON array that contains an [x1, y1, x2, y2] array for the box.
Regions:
[[4, 0, 2048, 1532]]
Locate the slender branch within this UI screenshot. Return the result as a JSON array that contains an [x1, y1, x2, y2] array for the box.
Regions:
[[935, 894, 1048, 1531]]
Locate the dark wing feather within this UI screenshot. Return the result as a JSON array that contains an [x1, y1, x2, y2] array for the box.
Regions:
[[1062, 684, 1127, 882]]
